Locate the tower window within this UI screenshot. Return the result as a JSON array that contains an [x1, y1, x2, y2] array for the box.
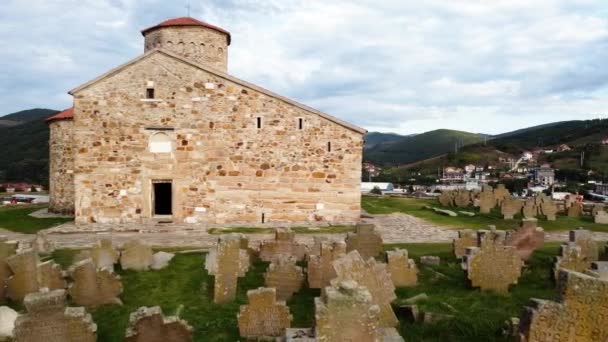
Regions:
[[298, 118, 303, 130], [146, 88, 155, 99], [327, 142, 332, 152], [257, 117, 262, 129]]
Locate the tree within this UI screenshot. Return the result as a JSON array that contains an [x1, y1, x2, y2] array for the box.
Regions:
[[30, 185, 37, 192], [370, 186, 382, 195]]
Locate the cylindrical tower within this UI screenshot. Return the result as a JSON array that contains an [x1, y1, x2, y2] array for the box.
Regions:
[[141, 17, 231, 72], [46, 108, 75, 214]]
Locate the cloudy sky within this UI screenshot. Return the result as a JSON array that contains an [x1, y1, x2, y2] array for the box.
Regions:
[[1, 0, 608, 134]]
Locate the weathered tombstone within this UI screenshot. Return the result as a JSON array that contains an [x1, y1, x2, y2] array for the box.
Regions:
[[345, 224, 383, 260], [454, 190, 472, 208], [540, 198, 558, 221], [505, 218, 545, 260], [386, 249, 418, 287], [501, 198, 523, 220], [522, 199, 537, 219], [518, 270, 608, 342], [13, 289, 96, 342], [438, 191, 454, 207], [259, 228, 307, 262], [567, 203, 582, 217], [587, 261, 608, 280], [554, 243, 588, 279], [494, 184, 510, 206], [595, 211, 608, 224], [125, 306, 193, 342], [570, 229, 599, 262], [237, 287, 292, 339], [68, 259, 123, 307], [151, 251, 175, 270], [37, 260, 67, 290], [479, 187, 496, 214], [205, 234, 250, 304], [453, 229, 477, 259], [592, 203, 605, 217], [34, 232, 55, 254], [6, 250, 66, 301], [120, 240, 154, 271], [90, 239, 119, 270], [0, 239, 17, 300], [264, 256, 304, 301], [332, 251, 398, 327], [307, 240, 346, 289], [463, 230, 523, 293], [315, 280, 382, 342]]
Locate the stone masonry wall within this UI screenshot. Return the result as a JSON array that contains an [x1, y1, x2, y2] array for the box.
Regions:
[[72, 51, 363, 226], [144, 27, 228, 72], [48, 120, 75, 214]]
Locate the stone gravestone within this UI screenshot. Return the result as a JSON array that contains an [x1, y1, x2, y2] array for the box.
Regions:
[[68, 259, 123, 307], [463, 230, 523, 293], [307, 240, 346, 289], [345, 224, 383, 260], [90, 239, 120, 270], [259, 228, 307, 262], [438, 191, 454, 207], [453, 229, 478, 259], [6, 249, 66, 301], [454, 190, 472, 208], [518, 270, 608, 342], [501, 198, 523, 220], [332, 250, 398, 327], [34, 232, 55, 254], [494, 184, 510, 206], [595, 211, 608, 224], [587, 261, 608, 280], [237, 287, 292, 339], [120, 240, 154, 271], [205, 234, 250, 304], [570, 229, 599, 262], [13, 289, 96, 342], [540, 198, 558, 221], [592, 204, 605, 217], [522, 199, 537, 219], [505, 218, 545, 260], [125, 306, 193, 342], [386, 249, 418, 287], [554, 243, 589, 279], [478, 187, 496, 214], [0, 239, 18, 300], [264, 256, 304, 301], [567, 203, 582, 218]]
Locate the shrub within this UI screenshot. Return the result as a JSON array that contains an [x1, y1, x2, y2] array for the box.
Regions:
[[370, 186, 383, 195]]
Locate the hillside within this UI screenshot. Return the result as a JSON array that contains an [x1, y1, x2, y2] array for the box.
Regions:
[[0, 108, 58, 128], [0, 109, 59, 185], [364, 129, 486, 165], [364, 132, 405, 149]]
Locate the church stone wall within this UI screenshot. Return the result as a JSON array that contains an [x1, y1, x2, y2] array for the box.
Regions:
[[48, 120, 75, 214], [71, 52, 363, 226], [144, 27, 228, 72]]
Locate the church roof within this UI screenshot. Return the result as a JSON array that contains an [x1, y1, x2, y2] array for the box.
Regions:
[[45, 107, 74, 123], [68, 49, 366, 135], [141, 17, 231, 45]]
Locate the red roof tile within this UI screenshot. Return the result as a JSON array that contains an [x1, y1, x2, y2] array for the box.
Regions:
[[141, 17, 231, 45], [46, 107, 74, 123]]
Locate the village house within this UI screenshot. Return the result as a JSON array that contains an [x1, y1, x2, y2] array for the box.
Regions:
[[441, 167, 465, 182], [45, 17, 365, 226], [534, 164, 555, 186]]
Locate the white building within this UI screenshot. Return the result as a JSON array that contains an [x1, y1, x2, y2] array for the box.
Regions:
[[361, 182, 395, 193]]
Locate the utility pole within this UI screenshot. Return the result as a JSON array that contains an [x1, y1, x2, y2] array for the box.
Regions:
[[580, 151, 585, 168]]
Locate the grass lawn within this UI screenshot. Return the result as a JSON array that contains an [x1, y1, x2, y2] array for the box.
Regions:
[[20, 243, 575, 341], [362, 196, 608, 232], [0, 205, 72, 234], [208, 225, 356, 235]]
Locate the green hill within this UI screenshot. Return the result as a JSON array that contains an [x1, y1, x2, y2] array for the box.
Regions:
[[364, 129, 487, 165], [363, 132, 405, 149], [0, 108, 58, 127]]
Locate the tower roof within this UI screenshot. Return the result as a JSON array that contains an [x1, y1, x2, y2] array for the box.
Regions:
[[141, 17, 231, 45], [45, 107, 73, 123]]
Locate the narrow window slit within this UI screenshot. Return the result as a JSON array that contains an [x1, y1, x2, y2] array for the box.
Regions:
[[146, 88, 155, 99], [327, 142, 332, 152], [261, 213, 265, 223], [298, 118, 303, 130], [257, 117, 262, 129]]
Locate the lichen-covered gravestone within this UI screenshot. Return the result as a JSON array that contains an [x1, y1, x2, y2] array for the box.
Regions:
[[205, 234, 250, 304], [454, 190, 472, 208], [595, 211, 608, 224], [494, 184, 510, 206], [505, 218, 545, 260], [501, 198, 523, 220], [13, 289, 96, 342], [125, 306, 193, 342], [120, 240, 154, 271], [6, 249, 65, 301], [332, 251, 398, 327], [386, 249, 418, 287], [237, 287, 292, 339], [68, 259, 123, 307], [73, 239, 120, 270], [587, 261, 608, 280], [438, 191, 454, 207], [518, 270, 608, 342], [478, 187, 496, 214], [453, 229, 478, 259], [463, 230, 523, 293], [569, 229, 599, 262], [345, 224, 383, 260], [259, 228, 307, 262], [540, 198, 558, 221], [264, 256, 304, 301], [307, 240, 346, 289], [591, 204, 605, 217], [0, 239, 17, 300], [554, 243, 588, 279], [567, 203, 582, 218], [522, 199, 537, 219]]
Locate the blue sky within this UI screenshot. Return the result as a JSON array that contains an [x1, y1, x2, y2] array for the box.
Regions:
[[1, 0, 608, 134]]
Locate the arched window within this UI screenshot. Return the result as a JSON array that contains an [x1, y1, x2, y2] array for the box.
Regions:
[[149, 132, 172, 153], [166, 41, 173, 48], [218, 47, 224, 56], [189, 42, 197, 56], [177, 41, 185, 53]]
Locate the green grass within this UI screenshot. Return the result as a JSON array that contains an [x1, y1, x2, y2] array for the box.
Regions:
[[363, 196, 608, 232], [208, 225, 356, 235], [17, 243, 579, 341], [0, 205, 72, 234]]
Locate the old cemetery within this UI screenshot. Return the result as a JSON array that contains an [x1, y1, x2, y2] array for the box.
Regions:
[[0, 223, 603, 341]]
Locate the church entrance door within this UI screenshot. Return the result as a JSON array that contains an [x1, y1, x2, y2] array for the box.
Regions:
[[152, 180, 172, 216]]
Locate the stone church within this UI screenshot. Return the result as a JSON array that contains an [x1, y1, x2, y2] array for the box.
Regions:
[[46, 17, 365, 226]]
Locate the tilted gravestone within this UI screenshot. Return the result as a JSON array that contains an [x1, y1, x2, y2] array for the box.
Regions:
[[438, 191, 454, 207], [6, 249, 65, 301], [522, 199, 538, 219], [463, 230, 523, 293], [567, 203, 582, 218], [453, 229, 478, 259], [454, 190, 472, 208], [307, 240, 346, 289], [494, 184, 510, 206], [554, 243, 589, 280], [501, 198, 523, 220], [586, 261, 608, 280], [478, 187, 496, 214], [345, 224, 383, 260], [518, 270, 608, 342], [68, 259, 123, 307], [259, 228, 307, 262], [592, 204, 605, 217], [569, 229, 599, 262], [386, 249, 418, 287], [595, 211, 608, 224], [505, 218, 545, 261], [90, 239, 120, 270], [332, 251, 398, 327], [125, 306, 193, 342], [237, 287, 292, 339], [13, 289, 97, 342], [540, 198, 558, 221], [120, 240, 154, 271], [0, 239, 18, 299], [264, 256, 304, 301], [205, 234, 250, 304]]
